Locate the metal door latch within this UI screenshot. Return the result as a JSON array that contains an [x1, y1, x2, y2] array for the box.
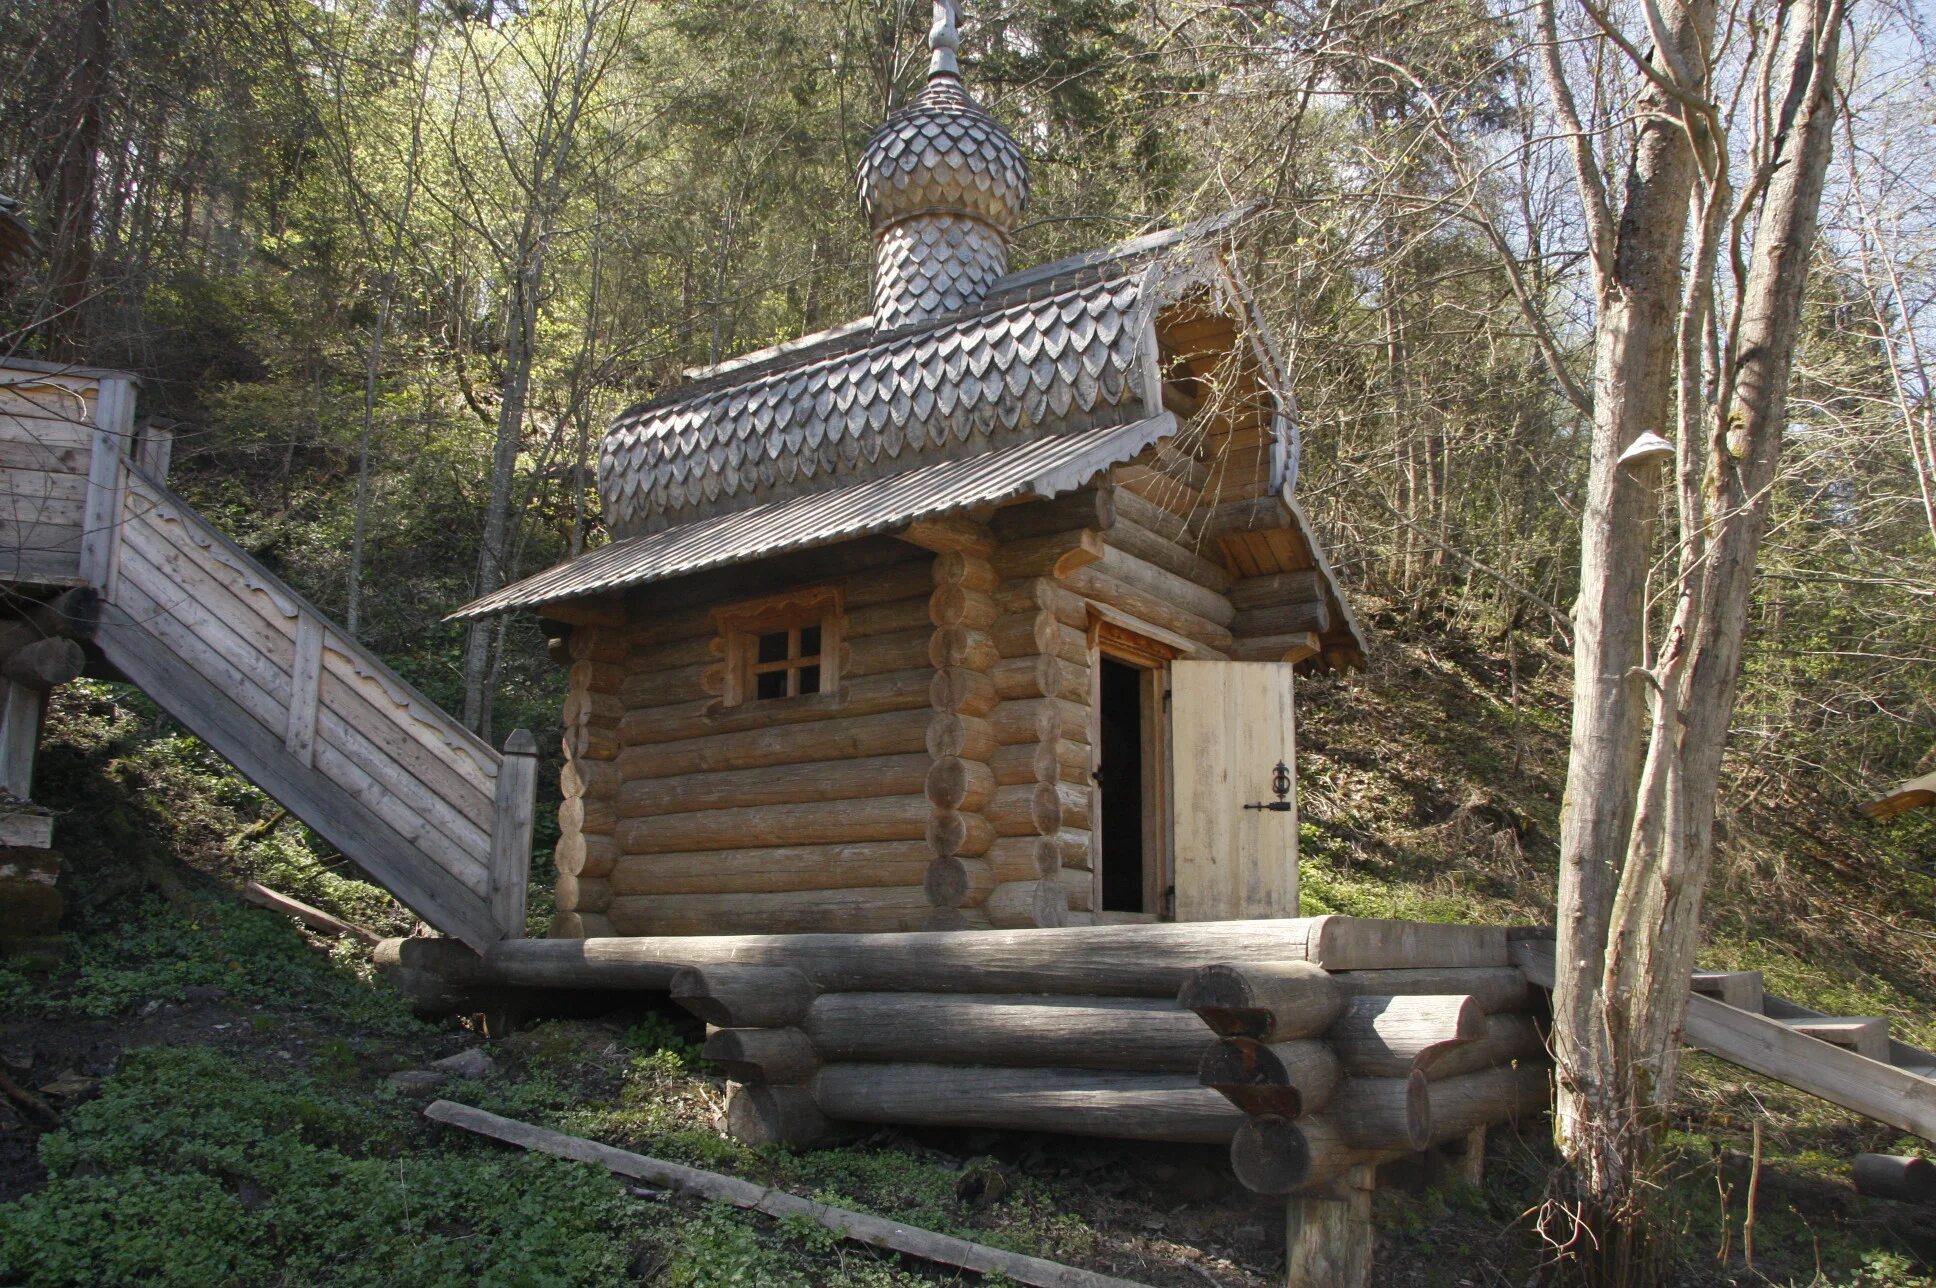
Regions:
[[1244, 760, 1293, 812]]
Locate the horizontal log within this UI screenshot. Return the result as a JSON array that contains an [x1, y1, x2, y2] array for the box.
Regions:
[[610, 886, 936, 936], [992, 530, 1105, 580], [1055, 865, 1093, 912], [1423, 1063, 1549, 1145], [608, 841, 935, 896], [925, 756, 995, 811], [989, 487, 1115, 541], [670, 963, 816, 1028], [1230, 598, 1330, 640], [621, 660, 723, 708], [924, 856, 996, 908], [1062, 565, 1233, 652], [930, 666, 998, 717], [990, 611, 1089, 665], [1852, 1153, 1936, 1204], [1228, 1114, 1320, 1195], [615, 793, 934, 853], [1198, 1038, 1342, 1119], [926, 712, 997, 762], [702, 1027, 820, 1085], [567, 658, 625, 695], [984, 830, 1088, 880], [554, 873, 611, 913], [558, 795, 618, 836], [1227, 571, 1327, 612], [552, 830, 619, 879], [620, 707, 931, 779], [992, 654, 1089, 704], [811, 1063, 1246, 1143], [985, 878, 1069, 928], [561, 758, 621, 800], [1227, 632, 1321, 664], [1330, 966, 1536, 1014], [845, 626, 933, 678], [617, 753, 931, 819], [1418, 1014, 1548, 1081], [387, 916, 1506, 996], [988, 698, 1090, 747], [1092, 545, 1232, 626], [724, 1083, 838, 1149], [1326, 994, 1487, 1077], [925, 807, 996, 858], [927, 625, 998, 671], [623, 632, 722, 673], [1103, 516, 1232, 595], [929, 584, 999, 629], [1320, 1074, 1433, 1153], [848, 594, 937, 639], [616, 669, 932, 746], [932, 550, 998, 594], [1179, 960, 1344, 1042], [901, 514, 994, 556], [993, 577, 1088, 629], [802, 994, 1211, 1071], [987, 782, 1090, 836]]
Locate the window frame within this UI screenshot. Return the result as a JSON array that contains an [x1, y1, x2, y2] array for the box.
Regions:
[[714, 585, 843, 708]]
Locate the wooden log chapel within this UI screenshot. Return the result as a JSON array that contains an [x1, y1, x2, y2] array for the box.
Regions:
[[455, 0, 1367, 939]]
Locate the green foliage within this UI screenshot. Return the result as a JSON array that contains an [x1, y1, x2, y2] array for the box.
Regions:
[[0, 1047, 650, 1288]]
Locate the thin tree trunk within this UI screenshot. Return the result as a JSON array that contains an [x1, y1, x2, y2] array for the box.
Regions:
[[1545, 0, 1716, 1273]]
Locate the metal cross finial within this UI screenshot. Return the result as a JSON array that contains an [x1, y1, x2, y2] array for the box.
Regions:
[[928, 0, 961, 80]]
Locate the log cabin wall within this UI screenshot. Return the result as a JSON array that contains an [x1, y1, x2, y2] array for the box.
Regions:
[[545, 462, 1332, 938], [543, 292, 1358, 938]]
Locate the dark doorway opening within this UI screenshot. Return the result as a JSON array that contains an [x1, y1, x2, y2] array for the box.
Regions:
[[1098, 657, 1146, 913]]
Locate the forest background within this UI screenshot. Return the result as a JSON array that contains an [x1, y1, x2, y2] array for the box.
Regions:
[[0, 0, 1930, 901]]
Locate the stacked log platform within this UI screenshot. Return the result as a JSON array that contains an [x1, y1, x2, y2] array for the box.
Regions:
[[377, 916, 1549, 1166]]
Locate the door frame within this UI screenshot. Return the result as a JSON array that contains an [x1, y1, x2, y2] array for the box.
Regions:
[[1087, 617, 1182, 919]]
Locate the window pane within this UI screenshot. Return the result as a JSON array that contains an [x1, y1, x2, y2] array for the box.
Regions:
[[756, 670, 787, 700], [756, 631, 788, 663], [798, 665, 821, 695], [799, 624, 821, 656]]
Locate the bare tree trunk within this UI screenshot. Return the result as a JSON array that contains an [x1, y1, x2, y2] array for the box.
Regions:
[[1546, 0, 1846, 1278], [1543, 0, 1715, 1274], [1608, 0, 1847, 1131]]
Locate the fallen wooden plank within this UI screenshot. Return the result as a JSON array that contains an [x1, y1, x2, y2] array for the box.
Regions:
[[1511, 940, 1936, 1142], [425, 1100, 1153, 1288], [241, 880, 381, 946]]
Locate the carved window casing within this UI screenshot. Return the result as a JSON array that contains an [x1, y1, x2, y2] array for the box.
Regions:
[[715, 586, 843, 706]]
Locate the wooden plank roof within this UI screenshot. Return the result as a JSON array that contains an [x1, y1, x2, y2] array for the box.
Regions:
[[453, 412, 1178, 619]]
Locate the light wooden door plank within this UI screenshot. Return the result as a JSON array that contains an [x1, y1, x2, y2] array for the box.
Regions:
[[1170, 660, 1298, 921]]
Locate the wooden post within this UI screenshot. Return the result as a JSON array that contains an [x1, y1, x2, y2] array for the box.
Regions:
[[1285, 1164, 1374, 1288], [283, 610, 324, 766], [78, 375, 135, 596], [489, 729, 539, 939], [0, 679, 41, 799]]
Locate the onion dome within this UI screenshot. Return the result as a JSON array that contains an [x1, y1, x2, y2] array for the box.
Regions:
[[856, 1, 1030, 330]]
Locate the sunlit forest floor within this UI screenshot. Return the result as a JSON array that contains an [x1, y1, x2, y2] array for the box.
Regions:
[[1, 604, 1932, 1286]]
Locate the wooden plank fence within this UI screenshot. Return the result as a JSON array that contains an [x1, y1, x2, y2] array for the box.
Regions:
[[0, 358, 535, 949]]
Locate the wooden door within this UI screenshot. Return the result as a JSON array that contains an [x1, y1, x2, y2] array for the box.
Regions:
[[1170, 660, 1298, 921]]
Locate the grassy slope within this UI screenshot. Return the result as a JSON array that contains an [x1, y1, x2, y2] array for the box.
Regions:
[[2, 607, 1933, 1286]]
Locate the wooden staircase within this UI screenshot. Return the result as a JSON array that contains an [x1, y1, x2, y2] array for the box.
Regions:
[[0, 358, 536, 951], [1514, 940, 1936, 1142]]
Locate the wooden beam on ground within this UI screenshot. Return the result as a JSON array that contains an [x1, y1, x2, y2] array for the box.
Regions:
[[241, 881, 380, 945], [425, 1100, 1154, 1288], [380, 917, 1508, 999], [1285, 1163, 1374, 1288]]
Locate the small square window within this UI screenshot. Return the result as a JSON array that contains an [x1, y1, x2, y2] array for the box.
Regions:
[[714, 587, 842, 706]]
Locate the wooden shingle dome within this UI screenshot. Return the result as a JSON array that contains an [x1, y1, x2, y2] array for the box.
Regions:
[[855, 1, 1029, 329]]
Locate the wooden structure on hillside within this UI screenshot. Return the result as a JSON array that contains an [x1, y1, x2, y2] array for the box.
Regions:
[[455, 3, 1364, 940], [0, 355, 536, 950], [1861, 768, 1936, 820]]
